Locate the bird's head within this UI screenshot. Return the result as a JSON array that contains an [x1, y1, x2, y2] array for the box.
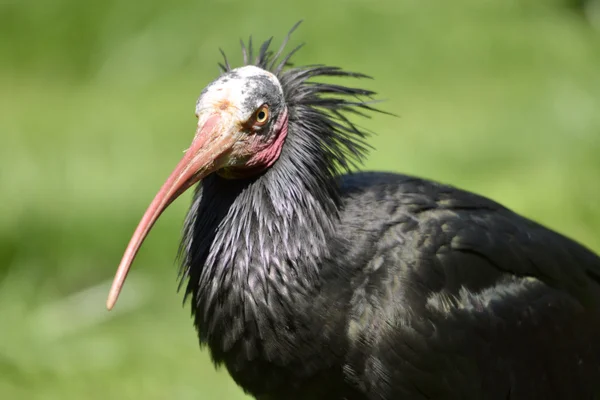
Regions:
[[106, 66, 289, 309], [107, 23, 380, 310], [193, 65, 289, 179]]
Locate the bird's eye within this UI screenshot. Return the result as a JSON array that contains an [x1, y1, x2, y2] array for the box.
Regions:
[[254, 106, 269, 126]]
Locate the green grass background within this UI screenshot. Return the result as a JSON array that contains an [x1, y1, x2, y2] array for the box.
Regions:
[[1, 0, 600, 398]]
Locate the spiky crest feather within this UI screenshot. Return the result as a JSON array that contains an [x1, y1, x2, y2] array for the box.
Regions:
[[216, 21, 379, 176]]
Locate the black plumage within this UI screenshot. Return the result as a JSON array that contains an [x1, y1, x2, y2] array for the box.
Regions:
[[108, 24, 600, 399]]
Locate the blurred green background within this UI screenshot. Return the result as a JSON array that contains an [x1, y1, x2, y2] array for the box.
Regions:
[[2, 0, 600, 398]]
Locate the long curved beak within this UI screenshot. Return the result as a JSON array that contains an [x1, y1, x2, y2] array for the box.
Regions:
[[106, 113, 237, 310]]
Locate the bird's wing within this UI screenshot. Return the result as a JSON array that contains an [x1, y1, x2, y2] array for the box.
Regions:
[[337, 172, 600, 399], [338, 172, 600, 309]]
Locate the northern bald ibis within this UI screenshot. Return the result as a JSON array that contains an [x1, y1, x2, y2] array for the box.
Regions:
[[107, 24, 600, 399]]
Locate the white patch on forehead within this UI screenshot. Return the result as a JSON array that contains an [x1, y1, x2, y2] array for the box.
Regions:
[[234, 65, 280, 86], [195, 66, 283, 118]]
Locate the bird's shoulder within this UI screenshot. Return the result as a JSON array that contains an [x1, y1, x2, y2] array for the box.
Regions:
[[337, 170, 506, 214]]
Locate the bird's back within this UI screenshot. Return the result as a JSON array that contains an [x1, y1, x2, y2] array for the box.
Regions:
[[332, 172, 600, 399]]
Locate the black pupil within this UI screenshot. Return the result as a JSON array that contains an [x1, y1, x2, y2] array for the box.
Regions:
[[257, 111, 266, 121]]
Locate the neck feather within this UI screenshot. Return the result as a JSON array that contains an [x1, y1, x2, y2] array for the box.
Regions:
[[177, 118, 341, 355]]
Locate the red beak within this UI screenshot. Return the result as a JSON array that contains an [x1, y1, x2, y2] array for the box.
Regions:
[[106, 113, 237, 310]]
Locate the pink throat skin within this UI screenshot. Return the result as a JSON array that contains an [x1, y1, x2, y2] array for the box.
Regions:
[[221, 108, 289, 179]]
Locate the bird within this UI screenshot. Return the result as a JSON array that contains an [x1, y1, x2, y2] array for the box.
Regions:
[[106, 23, 600, 399]]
